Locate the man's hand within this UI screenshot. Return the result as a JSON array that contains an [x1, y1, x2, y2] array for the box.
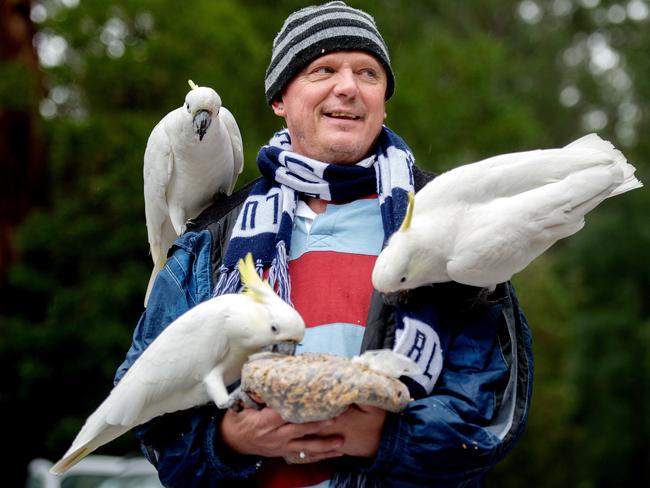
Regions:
[[319, 404, 387, 458], [220, 405, 344, 463]]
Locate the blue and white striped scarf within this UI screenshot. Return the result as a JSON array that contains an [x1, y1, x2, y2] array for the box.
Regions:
[[213, 126, 443, 396]]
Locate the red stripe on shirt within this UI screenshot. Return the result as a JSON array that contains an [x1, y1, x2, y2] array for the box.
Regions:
[[288, 251, 377, 328], [256, 459, 333, 488]]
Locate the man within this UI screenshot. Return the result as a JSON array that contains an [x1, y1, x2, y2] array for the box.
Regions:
[[116, 2, 533, 487]]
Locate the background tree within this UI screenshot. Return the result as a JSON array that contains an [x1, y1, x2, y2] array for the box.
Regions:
[[0, 0, 47, 283], [1, 1, 647, 486]]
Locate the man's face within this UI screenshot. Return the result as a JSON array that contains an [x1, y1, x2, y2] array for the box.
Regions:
[[272, 51, 388, 164]]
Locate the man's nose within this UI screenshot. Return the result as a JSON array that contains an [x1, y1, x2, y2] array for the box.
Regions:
[[333, 69, 358, 98]]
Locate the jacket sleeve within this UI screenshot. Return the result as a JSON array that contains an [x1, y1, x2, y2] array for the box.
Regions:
[[114, 229, 260, 487], [361, 283, 534, 487]]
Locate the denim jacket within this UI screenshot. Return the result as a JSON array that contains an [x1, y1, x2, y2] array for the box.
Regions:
[[115, 168, 534, 487]]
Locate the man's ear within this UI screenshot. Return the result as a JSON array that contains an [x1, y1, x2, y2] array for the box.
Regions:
[[272, 99, 285, 117]]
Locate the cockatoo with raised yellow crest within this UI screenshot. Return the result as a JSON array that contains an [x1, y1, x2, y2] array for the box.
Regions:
[[372, 133, 643, 294], [50, 253, 304, 475], [143, 80, 244, 306]]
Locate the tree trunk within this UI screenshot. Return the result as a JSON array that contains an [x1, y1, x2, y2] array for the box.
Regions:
[[0, 0, 47, 283]]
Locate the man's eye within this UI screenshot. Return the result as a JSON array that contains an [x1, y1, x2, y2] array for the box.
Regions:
[[360, 68, 378, 78], [313, 66, 333, 74]]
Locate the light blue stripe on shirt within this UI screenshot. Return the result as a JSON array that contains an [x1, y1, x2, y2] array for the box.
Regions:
[[296, 322, 364, 358], [290, 198, 384, 261]]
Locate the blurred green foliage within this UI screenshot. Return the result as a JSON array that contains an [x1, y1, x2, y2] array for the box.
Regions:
[[1, 0, 648, 486]]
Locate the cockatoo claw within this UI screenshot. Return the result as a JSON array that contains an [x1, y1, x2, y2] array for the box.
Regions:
[[468, 286, 507, 307], [226, 387, 264, 412], [380, 290, 409, 307]]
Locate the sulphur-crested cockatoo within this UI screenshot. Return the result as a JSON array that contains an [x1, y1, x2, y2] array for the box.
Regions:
[[143, 80, 244, 306], [372, 133, 643, 293], [50, 253, 304, 475]]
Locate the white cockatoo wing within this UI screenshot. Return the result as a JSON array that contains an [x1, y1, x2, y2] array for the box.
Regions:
[[143, 114, 180, 307], [447, 160, 627, 287], [564, 133, 642, 196], [445, 200, 564, 287], [414, 150, 563, 211], [143, 117, 175, 267], [161, 108, 193, 237], [219, 106, 244, 195], [50, 299, 232, 475], [415, 133, 636, 212], [103, 321, 224, 425]]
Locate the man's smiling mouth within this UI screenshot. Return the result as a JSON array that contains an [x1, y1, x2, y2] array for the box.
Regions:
[[323, 111, 362, 120]]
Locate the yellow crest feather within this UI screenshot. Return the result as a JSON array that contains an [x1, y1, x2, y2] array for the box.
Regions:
[[237, 253, 273, 303], [399, 191, 415, 232], [188, 79, 199, 90]]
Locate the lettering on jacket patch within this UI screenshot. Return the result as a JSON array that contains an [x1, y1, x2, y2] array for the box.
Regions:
[[394, 317, 443, 392]]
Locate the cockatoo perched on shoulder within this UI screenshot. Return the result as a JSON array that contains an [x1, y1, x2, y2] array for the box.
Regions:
[[50, 253, 304, 476], [372, 133, 643, 294], [143, 80, 244, 306]]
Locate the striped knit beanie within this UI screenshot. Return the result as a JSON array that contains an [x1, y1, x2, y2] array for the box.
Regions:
[[264, 1, 395, 104]]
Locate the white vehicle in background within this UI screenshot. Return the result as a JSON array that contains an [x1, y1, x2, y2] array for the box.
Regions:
[[26, 455, 163, 488]]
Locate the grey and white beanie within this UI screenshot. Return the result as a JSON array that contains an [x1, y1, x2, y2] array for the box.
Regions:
[[264, 1, 395, 104]]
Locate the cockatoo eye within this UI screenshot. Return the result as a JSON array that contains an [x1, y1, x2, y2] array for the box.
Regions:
[[186, 103, 190, 112], [271, 324, 279, 334], [400, 277, 407, 283]]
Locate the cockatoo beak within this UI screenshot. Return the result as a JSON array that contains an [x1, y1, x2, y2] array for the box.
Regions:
[[193, 109, 212, 141], [260, 341, 298, 355]]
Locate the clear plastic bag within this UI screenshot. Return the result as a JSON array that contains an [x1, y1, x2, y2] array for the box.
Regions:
[[240, 352, 411, 423]]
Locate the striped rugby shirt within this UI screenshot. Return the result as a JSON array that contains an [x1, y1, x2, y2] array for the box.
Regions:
[[258, 194, 383, 488]]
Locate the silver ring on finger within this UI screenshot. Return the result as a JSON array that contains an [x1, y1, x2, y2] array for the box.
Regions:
[[299, 451, 307, 461]]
